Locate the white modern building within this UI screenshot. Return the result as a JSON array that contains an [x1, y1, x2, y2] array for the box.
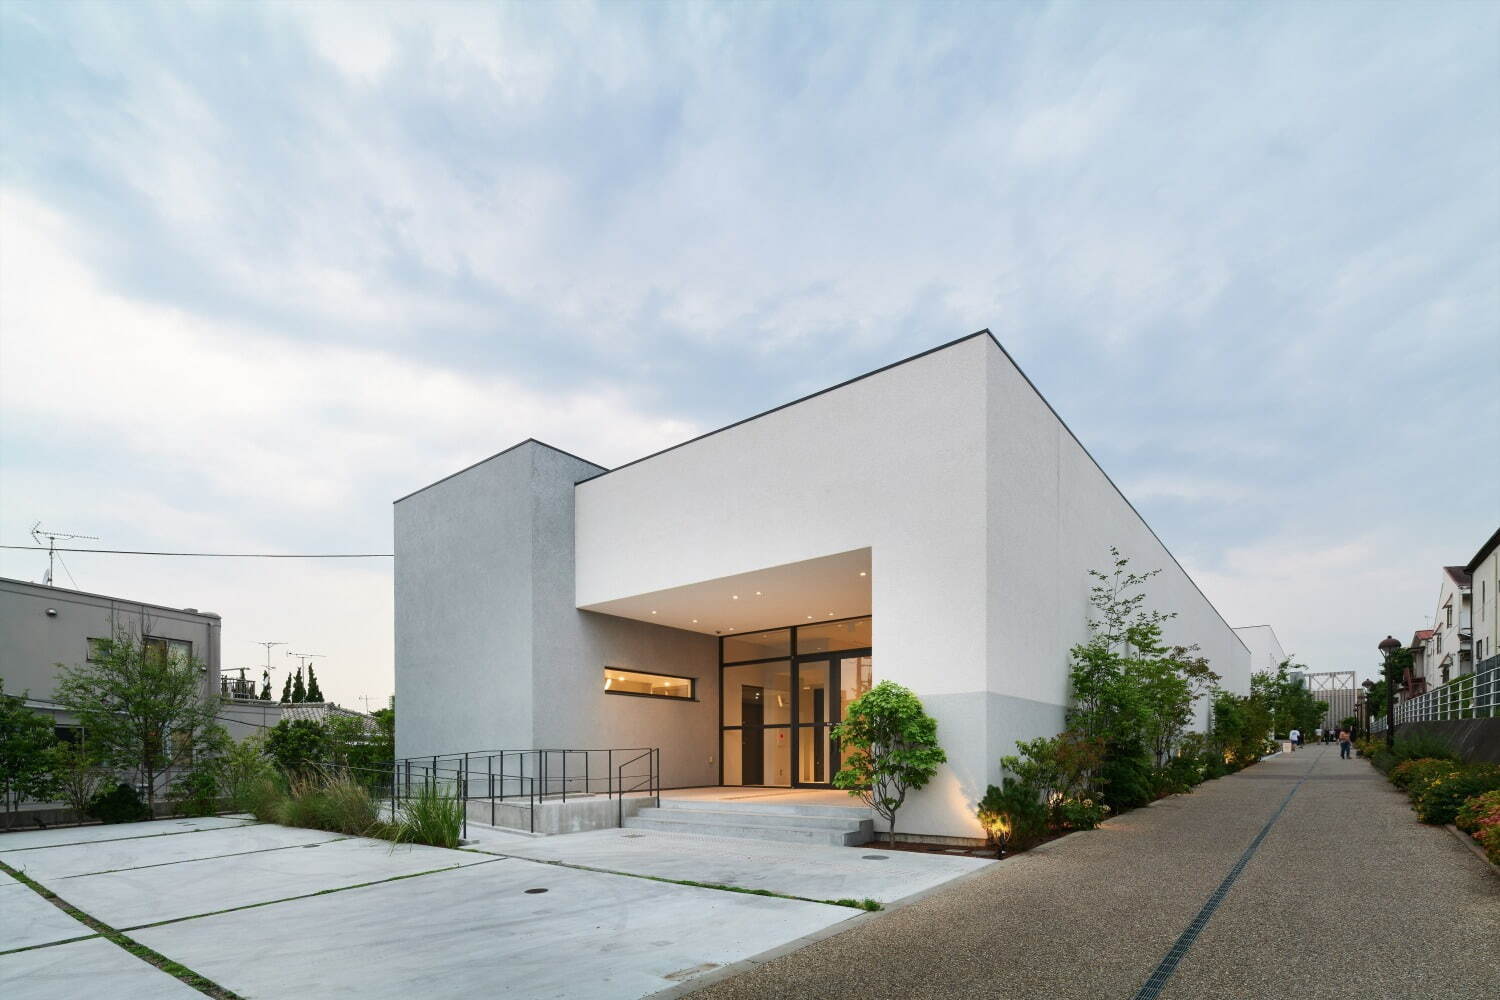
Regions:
[[1232, 624, 1287, 676], [394, 332, 1251, 839]]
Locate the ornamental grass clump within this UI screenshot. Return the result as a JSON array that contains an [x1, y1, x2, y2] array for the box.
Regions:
[[281, 769, 382, 835], [391, 783, 464, 849]]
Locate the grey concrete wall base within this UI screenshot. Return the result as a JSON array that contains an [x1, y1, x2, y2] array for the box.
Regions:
[[1395, 718, 1500, 763], [466, 795, 658, 835]]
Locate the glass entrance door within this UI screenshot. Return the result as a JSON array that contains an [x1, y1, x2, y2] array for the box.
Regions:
[[796, 660, 831, 784], [792, 653, 873, 787]]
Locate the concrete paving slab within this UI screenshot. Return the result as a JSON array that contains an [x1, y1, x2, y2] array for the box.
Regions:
[[0, 883, 94, 951], [0, 868, 20, 888], [133, 856, 857, 999], [0, 935, 203, 999], [479, 826, 993, 903], [53, 834, 494, 928], [1, 824, 344, 882], [0, 816, 254, 852]]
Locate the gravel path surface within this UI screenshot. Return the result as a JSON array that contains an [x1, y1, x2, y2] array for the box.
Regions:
[[687, 745, 1499, 999]]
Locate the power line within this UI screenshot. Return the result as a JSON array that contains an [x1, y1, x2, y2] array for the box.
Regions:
[[1, 545, 392, 558]]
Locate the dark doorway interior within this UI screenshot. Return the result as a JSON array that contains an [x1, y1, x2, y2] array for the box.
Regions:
[[741, 684, 764, 785]]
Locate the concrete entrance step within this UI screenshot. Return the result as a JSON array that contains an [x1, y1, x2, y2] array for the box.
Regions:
[[655, 797, 871, 820], [624, 806, 873, 847]]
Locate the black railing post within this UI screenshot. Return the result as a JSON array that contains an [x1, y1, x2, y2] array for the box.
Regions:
[[562, 751, 568, 803], [585, 751, 590, 797]]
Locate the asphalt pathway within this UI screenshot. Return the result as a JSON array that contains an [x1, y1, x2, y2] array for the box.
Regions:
[[689, 745, 1500, 999]]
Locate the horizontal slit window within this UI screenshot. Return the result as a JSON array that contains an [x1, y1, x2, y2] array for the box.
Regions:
[[604, 668, 696, 700]]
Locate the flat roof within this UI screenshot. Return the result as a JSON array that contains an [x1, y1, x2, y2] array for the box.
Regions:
[[0, 576, 221, 621]]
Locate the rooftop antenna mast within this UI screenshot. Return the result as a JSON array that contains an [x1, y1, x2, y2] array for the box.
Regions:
[[30, 521, 98, 587], [253, 641, 286, 693], [286, 651, 325, 672]]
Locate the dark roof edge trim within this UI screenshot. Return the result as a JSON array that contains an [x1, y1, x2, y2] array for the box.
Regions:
[[393, 438, 606, 504], [1464, 526, 1500, 574], [574, 329, 994, 484]]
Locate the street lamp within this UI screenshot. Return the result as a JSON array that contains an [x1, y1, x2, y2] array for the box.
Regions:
[[1378, 635, 1401, 750]]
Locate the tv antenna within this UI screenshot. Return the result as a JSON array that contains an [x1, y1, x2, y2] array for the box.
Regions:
[[31, 521, 98, 587], [286, 651, 325, 671], [253, 641, 286, 684]]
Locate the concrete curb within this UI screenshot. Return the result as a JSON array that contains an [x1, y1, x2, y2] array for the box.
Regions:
[[1444, 823, 1500, 877]]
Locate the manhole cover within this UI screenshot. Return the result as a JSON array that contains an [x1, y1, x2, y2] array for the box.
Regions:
[[623, 834, 645, 839], [524, 888, 548, 894], [861, 855, 889, 861]]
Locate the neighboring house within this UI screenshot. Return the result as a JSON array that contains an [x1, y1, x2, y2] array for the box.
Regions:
[[0, 576, 222, 738], [1421, 566, 1473, 689], [1467, 527, 1500, 672], [280, 700, 380, 734], [393, 331, 1252, 840], [1406, 629, 1436, 699], [1232, 624, 1287, 676]]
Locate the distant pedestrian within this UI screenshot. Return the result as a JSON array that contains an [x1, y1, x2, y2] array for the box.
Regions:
[[1339, 729, 1352, 759], [1289, 728, 1301, 751], [1315, 727, 1323, 744]]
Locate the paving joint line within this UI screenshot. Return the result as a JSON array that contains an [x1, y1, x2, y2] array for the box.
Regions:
[[1130, 747, 1323, 1000], [0, 819, 262, 854], [54, 836, 351, 880]]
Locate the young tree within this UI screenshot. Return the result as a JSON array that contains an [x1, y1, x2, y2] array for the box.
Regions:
[[305, 666, 324, 703], [0, 679, 57, 829], [55, 631, 227, 810], [265, 718, 328, 773], [832, 681, 946, 844], [280, 674, 293, 704], [46, 739, 108, 822], [291, 666, 307, 703]]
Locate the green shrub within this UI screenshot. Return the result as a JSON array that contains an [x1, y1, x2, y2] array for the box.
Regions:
[[1455, 789, 1500, 835], [1056, 797, 1109, 830], [169, 767, 221, 817], [1413, 765, 1500, 825], [392, 783, 463, 848], [1386, 735, 1459, 768], [87, 782, 151, 824], [219, 736, 277, 812], [977, 777, 1048, 852], [265, 719, 329, 774], [1390, 758, 1458, 792], [1099, 741, 1154, 813]]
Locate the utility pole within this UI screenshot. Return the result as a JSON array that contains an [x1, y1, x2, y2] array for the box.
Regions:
[[30, 522, 98, 587]]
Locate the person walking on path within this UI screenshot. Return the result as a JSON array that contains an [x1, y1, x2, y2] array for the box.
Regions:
[[1339, 728, 1352, 759], [1289, 728, 1301, 751]]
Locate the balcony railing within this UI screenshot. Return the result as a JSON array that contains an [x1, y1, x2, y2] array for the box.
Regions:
[[1371, 656, 1499, 732]]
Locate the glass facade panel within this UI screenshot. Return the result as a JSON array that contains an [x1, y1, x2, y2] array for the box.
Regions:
[[603, 669, 694, 700], [721, 661, 791, 726], [722, 629, 791, 662], [839, 655, 874, 717], [799, 726, 831, 783], [721, 727, 791, 786], [797, 617, 871, 654]]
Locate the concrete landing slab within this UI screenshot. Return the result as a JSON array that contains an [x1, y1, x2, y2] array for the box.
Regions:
[[133, 855, 856, 999], [0, 816, 254, 852], [480, 826, 993, 904], [1, 824, 344, 882], [0, 883, 93, 951], [0, 936, 203, 999], [54, 836, 493, 928]]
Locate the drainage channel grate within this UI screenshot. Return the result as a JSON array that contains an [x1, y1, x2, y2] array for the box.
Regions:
[[861, 855, 889, 861]]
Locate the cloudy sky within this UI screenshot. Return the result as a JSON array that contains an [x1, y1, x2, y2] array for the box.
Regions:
[[2, 1, 1496, 709]]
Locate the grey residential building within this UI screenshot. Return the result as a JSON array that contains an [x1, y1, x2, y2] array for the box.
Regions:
[[0, 576, 223, 736]]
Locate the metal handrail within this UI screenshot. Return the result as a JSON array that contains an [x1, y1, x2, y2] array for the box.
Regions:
[[389, 746, 660, 835], [1371, 658, 1499, 732]]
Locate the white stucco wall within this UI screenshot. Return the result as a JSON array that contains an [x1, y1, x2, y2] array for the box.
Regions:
[[1232, 625, 1287, 678], [574, 334, 1248, 837], [1472, 541, 1499, 666]]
